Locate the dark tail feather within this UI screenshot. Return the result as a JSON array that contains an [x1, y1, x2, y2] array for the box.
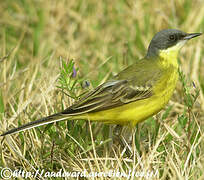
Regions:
[[1, 113, 69, 136]]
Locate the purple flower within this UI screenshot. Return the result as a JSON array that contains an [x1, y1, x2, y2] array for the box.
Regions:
[[72, 65, 77, 78], [82, 80, 90, 88]]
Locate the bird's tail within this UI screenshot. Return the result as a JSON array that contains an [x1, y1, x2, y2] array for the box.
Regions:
[[1, 113, 70, 136]]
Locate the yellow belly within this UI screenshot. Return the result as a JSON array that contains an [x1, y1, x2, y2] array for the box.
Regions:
[[85, 96, 167, 126], [79, 70, 178, 127]]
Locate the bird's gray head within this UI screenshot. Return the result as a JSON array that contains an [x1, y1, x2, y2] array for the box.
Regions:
[[146, 29, 202, 58]]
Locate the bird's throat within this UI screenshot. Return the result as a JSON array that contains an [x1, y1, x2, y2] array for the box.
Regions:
[[158, 49, 179, 69]]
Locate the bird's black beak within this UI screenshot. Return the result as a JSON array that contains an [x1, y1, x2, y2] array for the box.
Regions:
[[183, 33, 202, 40]]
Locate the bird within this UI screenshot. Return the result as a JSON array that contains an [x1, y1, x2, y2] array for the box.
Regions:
[[1, 29, 202, 136]]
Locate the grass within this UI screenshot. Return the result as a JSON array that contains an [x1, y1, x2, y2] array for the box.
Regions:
[[0, 0, 204, 179]]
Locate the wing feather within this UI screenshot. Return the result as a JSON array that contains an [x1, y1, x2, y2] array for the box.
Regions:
[[62, 79, 153, 114]]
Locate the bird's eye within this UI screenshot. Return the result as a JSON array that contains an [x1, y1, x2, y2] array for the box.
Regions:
[[169, 34, 176, 41]]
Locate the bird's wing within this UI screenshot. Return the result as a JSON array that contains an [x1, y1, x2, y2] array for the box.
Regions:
[[62, 61, 162, 114]]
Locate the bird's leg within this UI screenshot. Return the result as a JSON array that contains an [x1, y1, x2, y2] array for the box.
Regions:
[[111, 125, 134, 156], [108, 124, 122, 148]]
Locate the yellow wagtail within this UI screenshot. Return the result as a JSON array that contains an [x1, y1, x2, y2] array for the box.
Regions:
[[1, 29, 202, 136]]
